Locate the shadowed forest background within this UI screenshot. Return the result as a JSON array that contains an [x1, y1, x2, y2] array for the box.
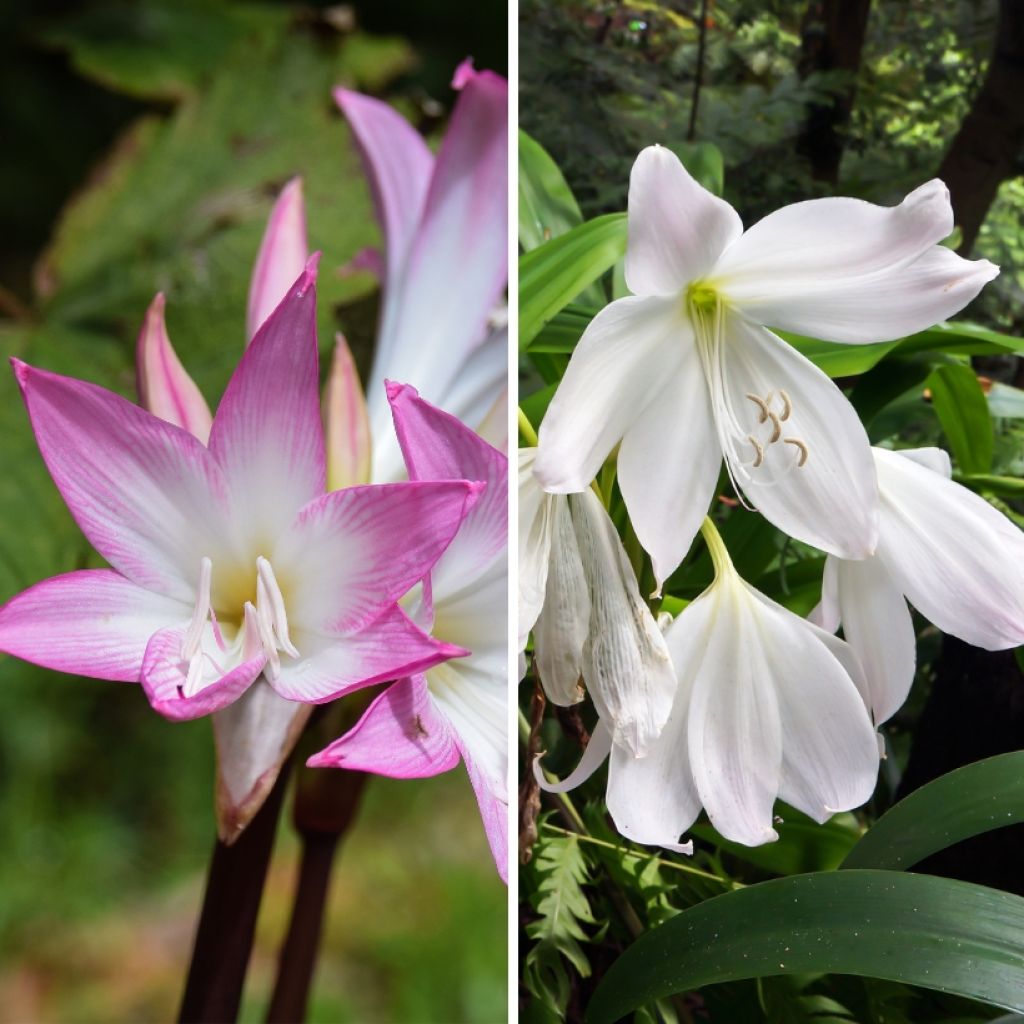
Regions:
[[0, 1, 506, 1021], [519, 2, 1024, 1021]]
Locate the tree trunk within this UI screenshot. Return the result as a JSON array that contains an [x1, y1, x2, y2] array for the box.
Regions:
[[796, 0, 872, 184], [938, 0, 1024, 254]]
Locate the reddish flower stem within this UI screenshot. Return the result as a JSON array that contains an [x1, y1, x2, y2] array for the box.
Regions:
[[178, 763, 291, 1023]]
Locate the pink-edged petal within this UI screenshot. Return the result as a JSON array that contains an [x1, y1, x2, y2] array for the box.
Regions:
[[209, 257, 326, 547], [308, 674, 460, 777], [459, 733, 508, 883], [716, 180, 998, 343], [324, 333, 372, 491], [335, 87, 434, 296], [451, 57, 477, 89], [272, 605, 466, 703], [274, 480, 481, 635], [388, 382, 508, 593], [214, 682, 312, 842], [625, 145, 742, 297], [534, 295, 685, 492], [247, 177, 309, 342], [135, 293, 213, 443], [141, 622, 266, 721], [0, 570, 188, 682], [367, 71, 508, 446], [12, 359, 229, 601], [617, 348, 721, 592]]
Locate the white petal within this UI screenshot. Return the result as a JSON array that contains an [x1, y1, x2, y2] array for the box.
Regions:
[[682, 584, 782, 846], [625, 145, 742, 296], [617, 345, 721, 592], [607, 595, 712, 851], [570, 490, 676, 756], [875, 447, 1024, 649], [518, 450, 554, 644], [716, 315, 879, 559], [534, 719, 613, 793], [808, 555, 841, 633], [832, 555, 916, 725], [534, 295, 685, 492], [533, 495, 589, 706], [715, 180, 996, 342], [744, 588, 880, 822], [891, 445, 952, 478]]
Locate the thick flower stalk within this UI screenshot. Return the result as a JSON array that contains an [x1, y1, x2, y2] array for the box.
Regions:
[[539, 519, 881, 850], [534, 145, 998, 590], [337, 60, 509, 480], [519, 448, 675, 756], [310, 386, 509, 881], [0, 261, 482, 837], [812, 446, 1024, 727]]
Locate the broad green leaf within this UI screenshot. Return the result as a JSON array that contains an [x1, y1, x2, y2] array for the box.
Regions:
[[780, 333, 898, 378], [901, 320, 1024, 357], [956, 474, 1024, 499], [528, 305, 600, 353], [926, 363, 994, 474], [519, 129, 584, 249], [841, 751, 1024, 871], [519, 214, 627, 350], [588, 871, 1024, 1023]]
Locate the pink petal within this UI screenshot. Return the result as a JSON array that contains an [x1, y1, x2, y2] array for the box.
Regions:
[[366, 71, 508, 428], [141, 624, 266, 721], [323, 333, 372, 490], [247, 177, 309, 342], [387, 382, 507, 592], [451, 57, 478, 90], [11, 359, 230, 601], [334, 87, 434, 296], [307, 674, 460, 777], [273, 479, 482, 635], [272, 605, 467, 703], [0, 569, 187, 681], [213, 681, 312, 842], [458, 734, 509, 884], [208, 256, 326, 548], [135, 293, 213, 443]]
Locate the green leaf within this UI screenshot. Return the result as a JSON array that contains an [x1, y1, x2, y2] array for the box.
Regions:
[[668, 141, 725, 197], [519, 129, 584, 250], [841, 751, 1024, 871], [901, 320, 1024, 357], [528, 305, 599, 353], [519, 214, 627, 350], [926, 363, 994, 474], [587, 871, 1024, 1023], [780, 333, 899, 378], [955, 474, 1024, 499]]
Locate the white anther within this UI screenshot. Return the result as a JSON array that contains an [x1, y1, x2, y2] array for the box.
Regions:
[[256, 556, 300, 657], [182, 556, 213, 661], [778, 390, 792, 421], [785, 437, 809, 467], [766, 411, 781, 443], [745, 393, 769, 423], [254, 576, 282, 680], [748, 435, 765, 468]]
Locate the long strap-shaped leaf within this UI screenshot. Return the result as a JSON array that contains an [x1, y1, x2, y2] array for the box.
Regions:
[[842, 751, 1024, 871], [586, 870, 1024, 1023], [519, 213, 626, 351]]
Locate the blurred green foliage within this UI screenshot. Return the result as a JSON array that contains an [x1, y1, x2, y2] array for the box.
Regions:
[[0, 1, 506, 1019]]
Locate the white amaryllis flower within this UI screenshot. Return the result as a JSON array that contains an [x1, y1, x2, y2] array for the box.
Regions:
[[519, 449, 675, 756], [534, 145, 999, 590], [539, 520, 880, 849], [812, 446, 1024, 727]]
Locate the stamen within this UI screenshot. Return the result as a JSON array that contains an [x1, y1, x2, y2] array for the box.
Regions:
[[182, 557, 213, 661], [748, 435, 764, 468], [784, 437, 809, 467], [766, 411, 781, 443], [256, 556, 300, 657], [778, 390, 792, 421], [745, 393, 769, 423], [255, 576, 282, 680]]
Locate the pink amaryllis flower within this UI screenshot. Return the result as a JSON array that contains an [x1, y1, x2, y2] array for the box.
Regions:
[[310, 385, 509, 882], [0, 260, 481, 822], [337, 59, 509, 479]]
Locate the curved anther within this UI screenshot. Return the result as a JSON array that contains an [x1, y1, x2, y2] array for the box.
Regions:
[[766, 411, 781, 443], [778, 389, 793, 422], [748, 435, 765, 468], [785, 437, 809, 467], [745, 393, 770, 423]]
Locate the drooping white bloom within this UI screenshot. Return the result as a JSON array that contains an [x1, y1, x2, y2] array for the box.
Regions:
[[520, 449, 678, 756], [534, 145, 999, 590], [539, 521, 880, 850], [812, 446, 1024, 726]]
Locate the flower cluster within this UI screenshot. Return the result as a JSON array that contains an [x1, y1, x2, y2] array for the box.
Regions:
[[522, 145, 1024, 850], [0, 64, 509, 880]]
